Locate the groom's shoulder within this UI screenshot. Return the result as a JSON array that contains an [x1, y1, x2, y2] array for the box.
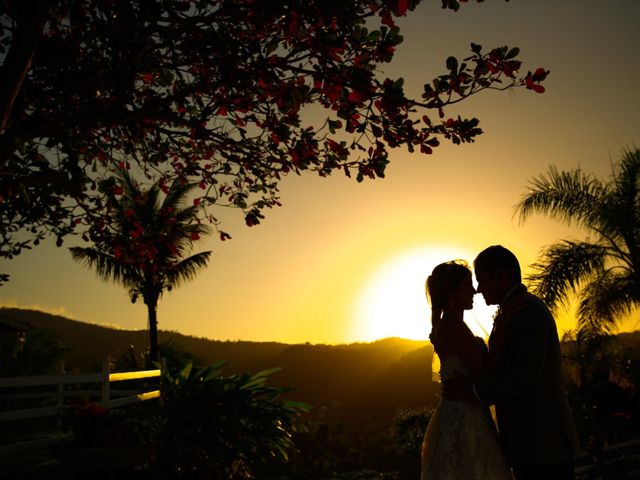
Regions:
[[520, 290, 555, 324]]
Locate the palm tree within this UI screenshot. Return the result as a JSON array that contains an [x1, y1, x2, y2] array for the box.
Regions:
[[515, 148, 640, 334], [70, 170, 212, 362]]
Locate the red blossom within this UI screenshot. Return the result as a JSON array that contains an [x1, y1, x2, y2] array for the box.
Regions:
[[533, 67, 547, 79], [525, 73, 546, 93], [380, 11, 395, 28], [140, 73, 153, 84], [348, 90, 366, 103], [397, 0, 409, 16]]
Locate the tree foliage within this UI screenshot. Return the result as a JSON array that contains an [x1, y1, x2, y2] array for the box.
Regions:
[[0, 327, 70, 377], [69, 170, 212, 361], [516, 148, 640, 333], [0, 0, 547, 263]]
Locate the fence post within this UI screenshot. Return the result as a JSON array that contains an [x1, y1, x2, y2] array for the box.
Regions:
[[101, 356, 111, 407], [56, 361, 65, 409]]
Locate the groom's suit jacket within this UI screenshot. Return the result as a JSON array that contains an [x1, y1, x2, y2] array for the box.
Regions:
[[477, 284, 580, 467]]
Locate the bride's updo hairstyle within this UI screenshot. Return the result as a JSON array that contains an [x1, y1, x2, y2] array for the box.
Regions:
[[425, 260, 471, 344]]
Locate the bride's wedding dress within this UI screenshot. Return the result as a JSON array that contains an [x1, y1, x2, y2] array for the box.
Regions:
[[420, 354, 512, 480]]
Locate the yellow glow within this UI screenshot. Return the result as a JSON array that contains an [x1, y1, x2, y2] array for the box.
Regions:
[[352, 246, 497, 342]]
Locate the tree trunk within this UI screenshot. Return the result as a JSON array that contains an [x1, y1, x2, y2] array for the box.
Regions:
[[0, 1, 51, 136], [147, 301, 159, 364]]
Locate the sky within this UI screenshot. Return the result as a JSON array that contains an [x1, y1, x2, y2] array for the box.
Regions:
[[1, 0, 639, 345]]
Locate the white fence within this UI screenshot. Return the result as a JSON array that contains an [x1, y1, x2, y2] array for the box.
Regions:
[[0, 357, 163, 455]]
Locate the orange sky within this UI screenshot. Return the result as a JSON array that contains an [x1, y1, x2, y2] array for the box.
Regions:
[[2, 0, 639, 344]]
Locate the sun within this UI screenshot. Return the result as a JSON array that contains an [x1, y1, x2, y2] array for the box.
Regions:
[[351, 246, 497, 342]]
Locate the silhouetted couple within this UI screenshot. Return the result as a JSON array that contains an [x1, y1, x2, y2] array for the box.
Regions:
[[420, 245, 580, 480]]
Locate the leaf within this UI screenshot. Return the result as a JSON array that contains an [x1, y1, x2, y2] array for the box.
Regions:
[[446, 56, 458, 72], [253, 367, 283, 378], [283, 400, 312, 412], [179, 361, 193, 379], [506, 47, 520, 59]]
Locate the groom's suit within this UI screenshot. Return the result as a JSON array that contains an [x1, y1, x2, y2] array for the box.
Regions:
[[476, 284, 580, 469]]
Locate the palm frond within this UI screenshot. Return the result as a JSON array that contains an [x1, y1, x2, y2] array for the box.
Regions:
[[165, 251, 212, 289], [526, 240, 608, 311], [117, 168, 146, 199], [598, 148, 640, 262], [69, 246, 142, 290], [577, 269, 640, 333], [515, 165, 606, 229], [162, 178, 198, 212], [519, 150, 640, 335]]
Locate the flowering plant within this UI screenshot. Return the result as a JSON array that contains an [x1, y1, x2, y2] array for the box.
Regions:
[[62, 402, 112, 447]]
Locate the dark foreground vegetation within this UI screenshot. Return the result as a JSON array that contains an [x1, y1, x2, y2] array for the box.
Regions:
[[1, 308, 639, 479]]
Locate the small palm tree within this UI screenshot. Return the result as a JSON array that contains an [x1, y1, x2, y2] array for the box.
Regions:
[[70, 170, 212, 362], [516, 148, 640, 333]]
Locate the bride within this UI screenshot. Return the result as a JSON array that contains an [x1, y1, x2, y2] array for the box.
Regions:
[[421, 260, 511, 480]]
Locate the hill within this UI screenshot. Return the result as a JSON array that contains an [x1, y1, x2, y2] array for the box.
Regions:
[[0, 307, 438, 430]]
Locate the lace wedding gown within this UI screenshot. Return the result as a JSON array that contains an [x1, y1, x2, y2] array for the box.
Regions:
[[420, 354, 512, 480]]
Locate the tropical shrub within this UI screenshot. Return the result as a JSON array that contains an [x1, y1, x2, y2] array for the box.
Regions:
[[155, 361, 310, 479]]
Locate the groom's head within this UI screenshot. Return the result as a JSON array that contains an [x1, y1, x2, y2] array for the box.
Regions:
[[473, 245, 521, 306]]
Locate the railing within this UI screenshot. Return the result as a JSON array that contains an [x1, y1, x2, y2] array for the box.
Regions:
[[574, 437, 640, 479], [0, 357, 163, 455]]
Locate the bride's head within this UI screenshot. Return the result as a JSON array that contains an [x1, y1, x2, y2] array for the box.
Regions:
[[426, 260, 473, 341]]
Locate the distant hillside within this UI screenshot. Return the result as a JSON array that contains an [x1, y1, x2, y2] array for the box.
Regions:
[[0, 308, 437, 430], [0, 307, 293, 371]]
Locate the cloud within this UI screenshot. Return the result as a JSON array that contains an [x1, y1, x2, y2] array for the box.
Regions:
[[0, 301, 126, 330], [0, 300, 77, 319]]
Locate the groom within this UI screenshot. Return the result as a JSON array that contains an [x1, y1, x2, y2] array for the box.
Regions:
[[473, 245, 580, 480]]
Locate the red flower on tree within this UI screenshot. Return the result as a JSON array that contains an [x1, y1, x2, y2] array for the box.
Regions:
[[0, 0, 548, 264]]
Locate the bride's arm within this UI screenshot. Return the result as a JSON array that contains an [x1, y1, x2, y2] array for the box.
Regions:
[[454, 326, 490, 377]]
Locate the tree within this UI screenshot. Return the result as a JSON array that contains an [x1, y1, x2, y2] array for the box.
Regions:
[[516, 148, 640, 333], [69, 170, 212, 362], [0, 327, 70, 377], [0, 0, 547, 265]]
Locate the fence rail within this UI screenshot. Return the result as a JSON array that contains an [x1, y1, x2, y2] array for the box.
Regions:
[[575, 437, 640, 479], [0, 357, 163, 455]]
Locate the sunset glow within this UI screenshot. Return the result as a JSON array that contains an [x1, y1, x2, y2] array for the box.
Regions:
[[0, 2, 637, 345], [352, 246, 497, 342]]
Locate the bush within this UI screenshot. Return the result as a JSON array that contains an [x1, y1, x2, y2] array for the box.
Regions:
[[154, 360, 310, 479]]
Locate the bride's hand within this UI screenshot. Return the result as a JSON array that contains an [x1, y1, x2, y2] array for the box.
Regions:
[[473, 336, 488, 356]]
